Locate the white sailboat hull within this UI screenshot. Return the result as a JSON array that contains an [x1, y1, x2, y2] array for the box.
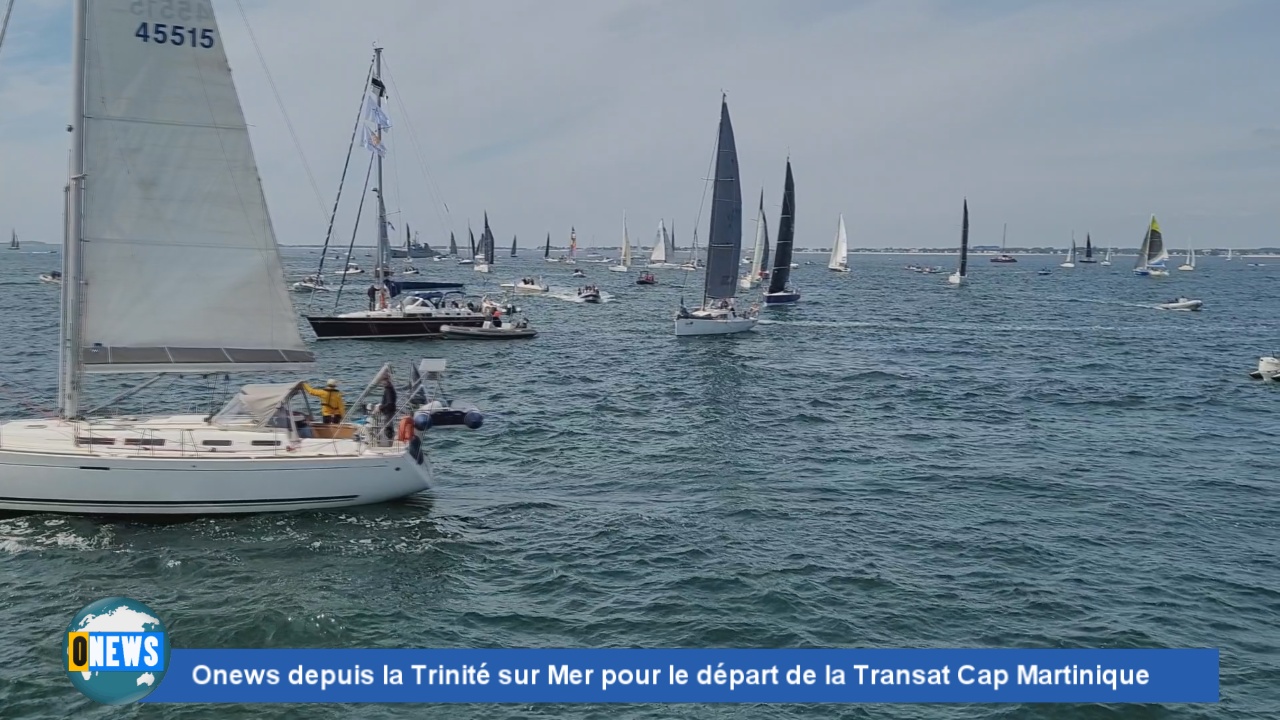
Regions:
[[608, 265, 629, 273], [474, 263, 490, 273], [947, 272, 964, 285], [0, 421, 430, 514], [674, 316, 758, 336]]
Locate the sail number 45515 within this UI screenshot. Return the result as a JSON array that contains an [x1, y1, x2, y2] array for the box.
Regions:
[[135, 23, 216, 48]]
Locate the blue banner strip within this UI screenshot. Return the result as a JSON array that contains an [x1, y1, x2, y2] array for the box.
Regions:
[[142, 649, 1218, 704]]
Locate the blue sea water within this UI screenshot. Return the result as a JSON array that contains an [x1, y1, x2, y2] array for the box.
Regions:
[[0, 247, 1276, 718]]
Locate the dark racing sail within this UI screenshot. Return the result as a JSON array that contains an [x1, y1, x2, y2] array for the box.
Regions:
[[767, 160, 796, 295], [701, 95, 743, 302]]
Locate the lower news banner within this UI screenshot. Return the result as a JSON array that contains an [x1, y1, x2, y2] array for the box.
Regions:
[[142, 648, 1219, 703]]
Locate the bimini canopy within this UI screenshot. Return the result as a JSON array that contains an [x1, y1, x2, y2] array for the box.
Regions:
[[212, 382, 304, 426]]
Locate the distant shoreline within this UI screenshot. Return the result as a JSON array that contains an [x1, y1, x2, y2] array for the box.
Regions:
[[19, 240, 1280, 258]]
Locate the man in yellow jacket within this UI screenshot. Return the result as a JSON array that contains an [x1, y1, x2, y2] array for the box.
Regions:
[[304, 379, 346, 424]]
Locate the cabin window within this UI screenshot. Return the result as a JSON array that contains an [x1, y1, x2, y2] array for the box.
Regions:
[[251, 440, 282, 447], [201, 440, 232, 447], [76, 437, 115, 445]]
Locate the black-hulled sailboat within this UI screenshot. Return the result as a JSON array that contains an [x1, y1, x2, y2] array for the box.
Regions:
[[948, 199, 969, 286], [763, 160, 800, 305], [510, 235, 518, 258], [674, 95, 758, 336], [304, 51, 477, 340]]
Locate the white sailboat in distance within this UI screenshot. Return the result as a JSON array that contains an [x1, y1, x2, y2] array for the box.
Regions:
[[610, 212, 632, 272], [1060, 233, 1076, 268], [1178, 242, 1196, 271], [828, 214, 850, 272], [739, 190, 769, 290], [674, 95, 758, 336], [0, 2, 432, 514]]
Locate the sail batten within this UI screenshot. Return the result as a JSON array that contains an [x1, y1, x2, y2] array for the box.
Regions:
[[74, 0, 309, 374], [702, 98, 742, 301], [767, 161, 796, 294]]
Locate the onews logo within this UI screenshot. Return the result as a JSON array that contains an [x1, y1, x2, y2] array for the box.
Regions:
[[63, 597, 171, 705]]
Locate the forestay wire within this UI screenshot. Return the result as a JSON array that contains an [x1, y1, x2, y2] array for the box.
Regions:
[[234, 0, 328, 220], [307, 57, 376, 313]]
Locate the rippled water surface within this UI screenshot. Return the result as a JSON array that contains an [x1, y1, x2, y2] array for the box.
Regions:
[[1, 248, 1277, 718]]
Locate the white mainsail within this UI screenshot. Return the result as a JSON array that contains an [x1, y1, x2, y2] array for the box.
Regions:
[[740, 191, 768, 289], [649, 219, 668, 264], [610, 212, 631, 272], [828, 214, 849, 271], [76, 0, 309, 375]]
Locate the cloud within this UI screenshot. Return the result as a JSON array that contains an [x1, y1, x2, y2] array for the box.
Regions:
[[0, 0, 1275, 251]]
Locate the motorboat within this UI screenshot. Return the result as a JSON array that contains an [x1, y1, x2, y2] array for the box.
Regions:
[[39, 270, 62, 284], [335, 263, 362, 276], [1037, 269, 1051, 275], [571, 269, 586, 279], [636, 272, 657, 285], [481, 296, 520, 315], [1248, 354, 1280, 381], [292, 275, 331, 293], [1155, 297, 1203, 311], [401, 266, 420, 276], [440, 318, 537, 339], [500, 277, 549, 293], [577, 285, 602, 303]]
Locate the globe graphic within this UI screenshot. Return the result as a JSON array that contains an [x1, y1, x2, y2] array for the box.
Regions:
[[63, 597, 170, 705]]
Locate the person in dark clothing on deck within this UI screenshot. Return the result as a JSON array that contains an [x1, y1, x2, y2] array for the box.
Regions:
[[378, 376, 398, 444], [367, 284, 378, 311]]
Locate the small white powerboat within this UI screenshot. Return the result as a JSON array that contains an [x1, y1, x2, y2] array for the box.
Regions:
[[576, 285, 602, 303], [39, 271, 62, 284], [292, 275, 331, 292], [500, 277, 549, 293], [335, 263, 362, 276], [1155, 297, 1203, 311], [571, 269, 586, 279], [1248, 354, 1280, 381], [439, 319, 537, 339]]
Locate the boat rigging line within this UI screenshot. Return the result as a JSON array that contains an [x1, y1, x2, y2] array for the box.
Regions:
[[307, 57, 375, 313], [233, 0, 328, 220], [680, 99, 724, 301], [381, 57, 454, 238], [0, 0, 15, 66], [331, 153, 377, 312]]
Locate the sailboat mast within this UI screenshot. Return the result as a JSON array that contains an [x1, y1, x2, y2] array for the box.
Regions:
[[60, 0, 89, 419], [959, 199, 969, 277], [372, 48, 389, 283]]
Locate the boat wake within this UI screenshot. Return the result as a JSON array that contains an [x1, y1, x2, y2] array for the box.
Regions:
[[757, 318, 1125, 333]]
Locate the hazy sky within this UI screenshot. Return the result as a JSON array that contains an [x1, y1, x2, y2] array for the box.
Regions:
[[1, 0, 1277, 250]]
